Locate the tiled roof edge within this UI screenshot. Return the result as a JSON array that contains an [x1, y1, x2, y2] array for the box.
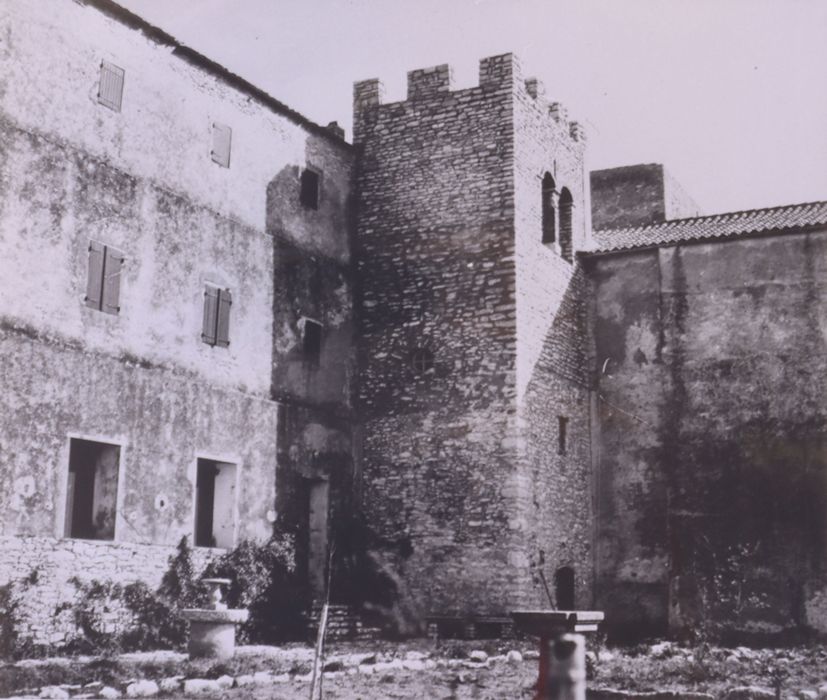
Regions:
[[78, 0, 351, 148]]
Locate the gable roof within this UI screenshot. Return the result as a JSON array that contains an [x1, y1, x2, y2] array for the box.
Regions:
[[589, 200, 827, 254]]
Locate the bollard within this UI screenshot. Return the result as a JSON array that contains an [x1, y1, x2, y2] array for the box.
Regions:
[[544, 633, 586, 700]]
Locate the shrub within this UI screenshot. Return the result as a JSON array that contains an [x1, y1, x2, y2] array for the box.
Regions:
[[202, 526, 301, 643], [0, 582, 20, 660]]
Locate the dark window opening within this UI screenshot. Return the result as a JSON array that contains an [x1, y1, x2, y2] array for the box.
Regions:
[[65, 438, 120, 541], [559, 187, 574, 262], [554, 566, 575, 610], [300, 168, 320, 210], [98, 61, 124, 112], [302, 318, 323, 366], [202, 285, 232, 347], [194, 458, 237, 549], [541, 172, 557, 244], [211, 122, 232, 168], [85, 241, 124, 314], [411, 348, 434, 375], [558, 416, 568, 455]]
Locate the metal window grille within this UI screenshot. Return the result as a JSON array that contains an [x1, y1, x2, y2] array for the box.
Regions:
[[411, 348, 434, 374], [211, 123, 232, 168], [98, 61, 125, 112]]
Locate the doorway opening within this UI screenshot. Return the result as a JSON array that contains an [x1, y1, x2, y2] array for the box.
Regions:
[[194, 458, 237, 548]]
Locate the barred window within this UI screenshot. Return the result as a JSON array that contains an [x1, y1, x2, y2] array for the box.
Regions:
[[411, 348, 434, 375]]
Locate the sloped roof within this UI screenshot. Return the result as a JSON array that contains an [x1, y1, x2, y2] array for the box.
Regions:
[[589, 200, 827, 254]]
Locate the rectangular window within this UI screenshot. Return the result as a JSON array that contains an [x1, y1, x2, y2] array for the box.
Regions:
[[85, 241, 124, 314], [302, 317, 322, 365], [202, 285, 232, 347], [300, 168, 320, 209], [194, 458, 237, 548], [211, 122, 232, 168], [558, 416, 569, 455], [98, 61, 125, 112], [65, 438, 121, 541]]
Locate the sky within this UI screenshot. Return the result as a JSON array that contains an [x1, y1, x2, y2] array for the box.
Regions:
[[118, 0, 827, 216]]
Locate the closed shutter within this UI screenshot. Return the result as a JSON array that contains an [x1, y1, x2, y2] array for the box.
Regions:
[[98, 61, 125, 112], [202, 286, 219, 345], [216, 288, 232, 347], [85, 241, 105, 309], [211, 123, 232, 168], [102, 247, 124, 314]]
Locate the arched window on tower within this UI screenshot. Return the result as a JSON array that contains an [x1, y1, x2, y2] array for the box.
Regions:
[[559, 187, 574, 262], [541, 172, 557, 244]]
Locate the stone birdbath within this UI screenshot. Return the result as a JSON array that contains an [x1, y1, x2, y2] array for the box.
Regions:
[[511, 610, 604, 700], [182, 578, 249, 660]]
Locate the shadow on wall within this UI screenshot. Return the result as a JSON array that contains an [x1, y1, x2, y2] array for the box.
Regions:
[[523, 263, 592, 612]]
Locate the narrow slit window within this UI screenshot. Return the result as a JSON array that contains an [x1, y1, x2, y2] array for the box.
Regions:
[[558, 416, 569, 455], [98, 61, 125, 112], [211, 122, 232, 168], [85, 241, 124, 315], [541, 172, 557, 244], [202, 285, 232, 347], [194, 458, 237, 549], [559, 187, 574, 262], [302, 318, 323, 366], [65, 438, 121, 541], [300, 168, 320, 210]]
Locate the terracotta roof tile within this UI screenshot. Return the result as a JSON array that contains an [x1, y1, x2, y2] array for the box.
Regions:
[[589, 200, 827, 254]]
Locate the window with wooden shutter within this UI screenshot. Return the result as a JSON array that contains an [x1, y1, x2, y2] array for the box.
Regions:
[[216, 288, 232, 347], [211, 123, 232, 168], [85, 241, 105, 310], [202, 286, 219, 345], [103, 247, 124, 314], [98, 61, 125, 112], [202, 285, 231, 347], [85, 240, 123, 315]]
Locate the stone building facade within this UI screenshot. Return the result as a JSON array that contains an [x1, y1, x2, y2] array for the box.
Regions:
[[1, 0, 827, 645], [0, 0, 353, 643]]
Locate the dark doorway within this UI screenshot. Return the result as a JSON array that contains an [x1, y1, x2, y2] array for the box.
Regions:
[[555, 566, 575, 610]]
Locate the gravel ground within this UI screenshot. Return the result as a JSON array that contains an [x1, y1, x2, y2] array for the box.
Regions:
[[4, 640, 827, 699]]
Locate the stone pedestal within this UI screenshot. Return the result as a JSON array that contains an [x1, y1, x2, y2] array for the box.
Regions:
[[182, 608, 249, 660], [511, 610, 603, 700]]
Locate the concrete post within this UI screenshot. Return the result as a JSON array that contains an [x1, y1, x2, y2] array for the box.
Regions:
[[544, 633, 586, 700]]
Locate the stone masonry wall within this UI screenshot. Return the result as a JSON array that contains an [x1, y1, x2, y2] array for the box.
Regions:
[[588, 231, 827, 637], [512, 75, 594, 608], [353, 56, 526, 620], [0, 536, 214, 647], [0, 0, 352, 643], [590, 164, 700, 232]]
